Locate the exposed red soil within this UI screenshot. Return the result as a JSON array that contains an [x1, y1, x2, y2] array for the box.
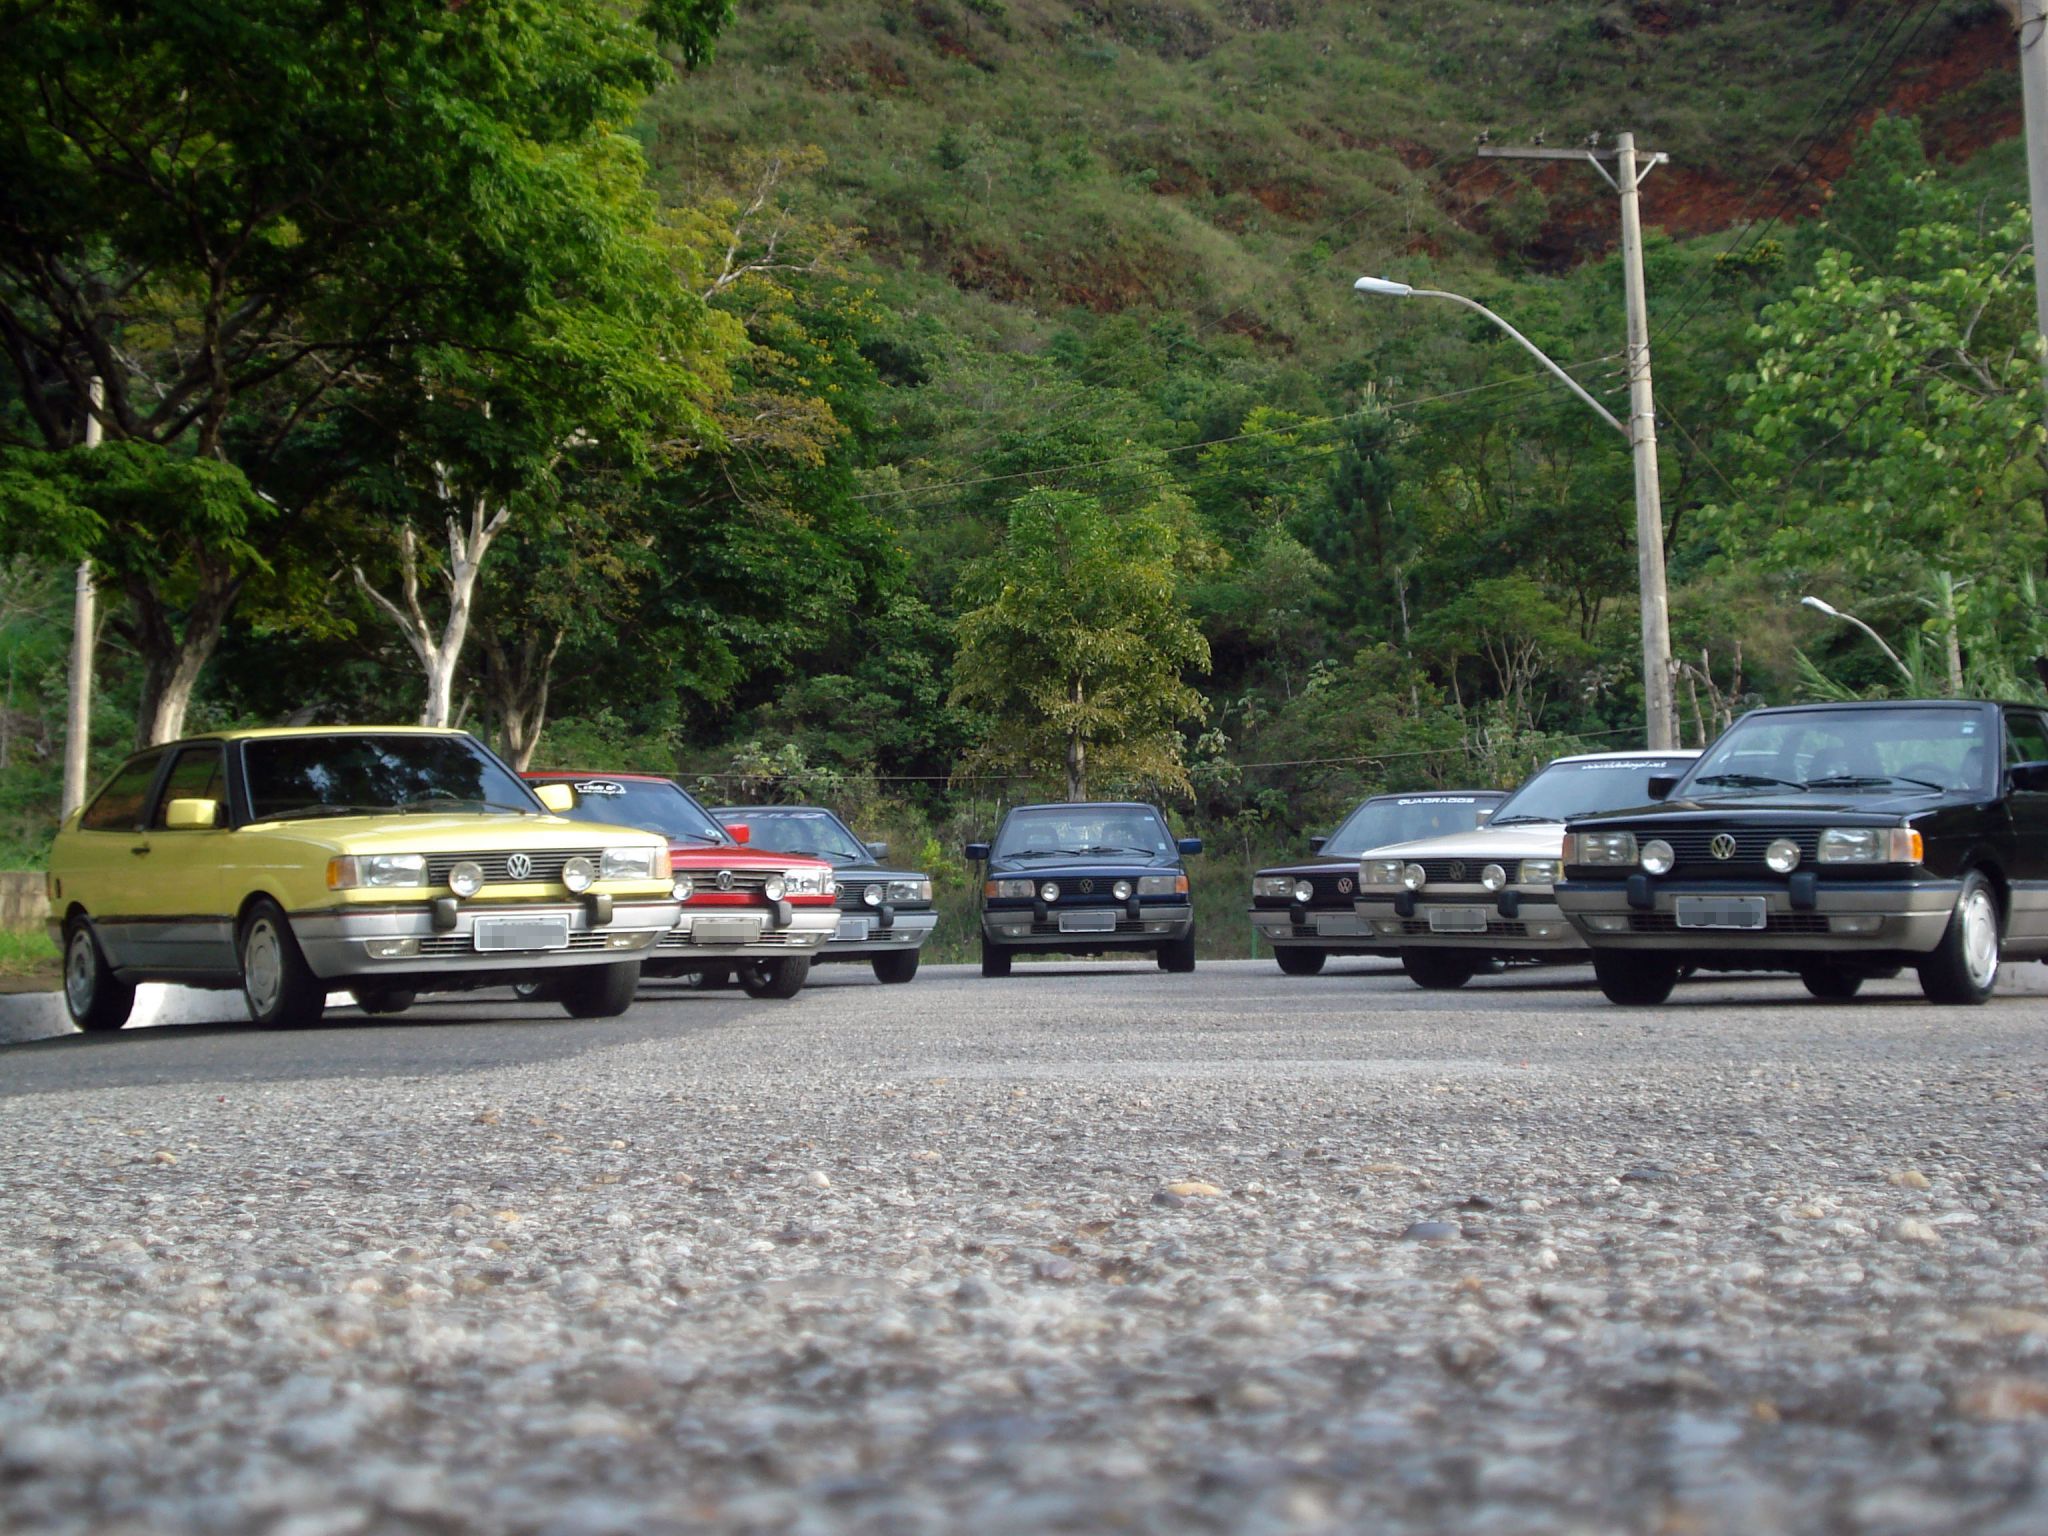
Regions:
[[1246, 179, 1327, 220], [809, 41, 909, 92]]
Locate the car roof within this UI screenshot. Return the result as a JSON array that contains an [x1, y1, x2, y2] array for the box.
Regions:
[[1003, 801, 1163, 813], [1737, 699, 2005, 714], [706, 803, 836, 815], [147, 725, 478, 748]]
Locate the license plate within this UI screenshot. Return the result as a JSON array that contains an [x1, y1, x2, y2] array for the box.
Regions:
[[692, 917, 764, 944], [472, 914, 572, 952], [1426, 907, 1489, 934], [1675, 895, 1768, 930], [1315, 913, 1368, 937], [1058, 909, 1118, 933], [835, 916, 872, 941]]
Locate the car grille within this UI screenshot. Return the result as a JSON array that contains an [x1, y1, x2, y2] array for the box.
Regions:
[[416, 932, 612, 957], [1030, 916, 1156, 937], [656, 927, 811, 949], [1627, 912, 1834, 935], [424, 849, 613, 886], [1630, 828, 1824, 875], [1395, 919, 1529, 939], [1256, 872, 1359, 908]]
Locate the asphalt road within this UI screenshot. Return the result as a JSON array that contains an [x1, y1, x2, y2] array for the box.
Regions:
[[4, 958, 2048, 1535]]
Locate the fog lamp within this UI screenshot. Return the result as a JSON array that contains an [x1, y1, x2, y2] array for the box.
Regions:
[[1040, 882, 1061, 902], [1640, 839, 1675, 876], [448, 860, 484, 898], [1113, 879, 1134, 901], [562, 856, 596, 893], [1480, 863, 1507, 892], [1401, 864, 1426, 891], [1765, 838, 1801, 874], [763, 875, 788, 903]]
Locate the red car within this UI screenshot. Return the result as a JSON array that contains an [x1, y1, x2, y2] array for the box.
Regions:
[[522, 772, 837, 998]]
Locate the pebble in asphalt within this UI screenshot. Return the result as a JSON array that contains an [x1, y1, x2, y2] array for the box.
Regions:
[[4, 958, 2048, 1535]]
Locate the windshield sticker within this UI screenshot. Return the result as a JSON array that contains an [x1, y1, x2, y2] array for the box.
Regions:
[[1573, 760, 1675, 770], [1394, 796, 1479, 805], [574, 780, 627, 796]]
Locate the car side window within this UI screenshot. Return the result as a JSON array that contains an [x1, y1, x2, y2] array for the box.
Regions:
[[2006, 713, 2048, 776], [80, 752, 165, 832], [149, 746, 227, 829]]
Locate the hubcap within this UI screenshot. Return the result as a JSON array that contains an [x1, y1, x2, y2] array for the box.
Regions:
[[65, 930, 96, 1016], [1961, 887, 1999, 989], [244, 920, 283, 1015]]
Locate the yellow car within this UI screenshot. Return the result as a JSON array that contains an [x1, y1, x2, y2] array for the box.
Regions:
[[48, 727, 680, 1031]]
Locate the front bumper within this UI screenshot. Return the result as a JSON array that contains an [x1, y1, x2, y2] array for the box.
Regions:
[[291, 899, 682, 980], [1352, 889, 1584, 953], [1248, 904, 1399, 954], [1556, 877, 1959, 957], [651, 904, 839, 964], [982, 902, 1193, 948], [815, 907, 938, 961]]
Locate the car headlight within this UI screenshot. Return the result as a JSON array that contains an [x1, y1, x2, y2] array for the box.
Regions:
[[1291, 879, 1315, 903], [1111, 879, 1133, 901], [1817, 827, 1923, 864], [326, 853, 428, 890], [1401, 863, 1426, 891], [888, 878, 931, 903], [1253, 877, 1293, 899], [1364, 860, 1405, 886], [598, 846, 664, 882], [1571, 832, 1638, 866], [1137, 874, 1186, 896], [992, 878, 1035, 898], [1640, 839, 1675, 875], [562, 856, 596, 893], [1480, 863, 1507, 892], [775, 869, 834, 897], [447, 860, 485, 898], [1765, 838, 1802, 874], [1519, 859, 1561, 886], [673, 874, 694, 900], [1039, 881, 1061, 903]]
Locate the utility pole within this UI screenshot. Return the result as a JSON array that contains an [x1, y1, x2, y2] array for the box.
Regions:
[[1479, 133, 1678, 750], [1997, 0, 2048, 426], [61, 378, 101, 820]]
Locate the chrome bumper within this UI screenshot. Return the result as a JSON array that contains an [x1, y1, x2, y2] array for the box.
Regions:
[[982, 903, 1193, 947], [652, 905, 838, 960], [1248, 906, 1394, 949], [291, 900, 682, 980], [1351, 893, 1584, 951], [819, 908, 938, 957], [1556, 879, 1959, 954]]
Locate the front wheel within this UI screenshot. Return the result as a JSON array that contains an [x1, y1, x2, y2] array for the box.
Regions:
[[1592, 952, 1680, 1006], [240, 900, 326, 1028], [739, 955, 810, 999], [558, 961, 642, 1018], [63, 919, 134, 1033], [1799, 967, 1863, 1001], [872, 949, 920, 984], [1275, 946, 1326, 977], [1919, 870, 2001, 1005], [981, 939, 1012, 978], [1157, 932, 1197, 972], [1401, 950, 1477, 990]]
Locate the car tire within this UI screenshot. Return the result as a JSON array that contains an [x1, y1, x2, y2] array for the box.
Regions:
[[558, 961, 642, 1018], [1799, 967, 1863, 1001], [1918, 870, 2001, 1005], [872, 950, 920, 984], [63, 918, 135, 1034], [353, 987, 417, 1015], [1275, 947, 1326, 976], [1592, 952, 1680, 1006], [1157, 932, 1197, 972], [739, 956, 810, 999], [1401, 950, 1477, 990], [981, 939, 1012, 978], [239, 900, 327, 1028]]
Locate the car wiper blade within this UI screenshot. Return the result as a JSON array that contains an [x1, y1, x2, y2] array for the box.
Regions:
[[1078, 844, 1150, 855], [1807, 773, 1945, 792], [246, 803, 391, 823], [1486, 814, 1553, 826], [1694, 772, 1807, 791], [1003, 849, 1064, 860], [400, 798, 537, 815]]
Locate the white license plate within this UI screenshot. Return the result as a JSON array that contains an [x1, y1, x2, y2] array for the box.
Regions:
[[472, 914, 572, 952], [835, 916, 872, 941], [1058, 909, 1118, 933], [1315, 913, 1368, 937], [692, 917, 764, 944], [1675, 895, 1768, 930], [1427, 907, 1489, 934]]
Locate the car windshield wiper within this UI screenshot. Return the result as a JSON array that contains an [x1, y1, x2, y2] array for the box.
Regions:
[[1487, 814, 1555, 826], [1806, 773, 1945, 792], [1076, 844, 1151, 855], [1002, 849, 1065, 860], [400, 798, 538, 815], [1692, 772, 1808, 792], [671, 829, 729, 844], [246, 803, 393, 823]]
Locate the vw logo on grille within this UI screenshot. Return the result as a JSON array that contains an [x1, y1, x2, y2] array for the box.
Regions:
[[1338, 877, 1354, 894], [1447, 861, 1466, 882], [1079, 878, 1094, 894], [1710, 834, 1738, 861], [716, 870, 735, 892], [506, 853, 531, 881]]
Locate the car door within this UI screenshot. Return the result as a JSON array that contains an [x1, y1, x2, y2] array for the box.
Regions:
[[2002, 709, 2048, 946], [130, 744, 233, 972], [66, 750, 167, 967]]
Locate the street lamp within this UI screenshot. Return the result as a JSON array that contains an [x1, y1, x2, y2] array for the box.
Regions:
[[1352, 275, 1676, 749], [1799, 594, 1913, 682]]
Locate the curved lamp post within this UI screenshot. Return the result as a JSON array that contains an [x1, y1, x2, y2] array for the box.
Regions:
[[1354, 275, 1675, 749], [1799, 594, 1913, 683]]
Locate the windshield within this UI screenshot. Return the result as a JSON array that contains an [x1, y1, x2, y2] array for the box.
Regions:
[[243, 734, 538, 821], [1321, 794, 1502, 857], [993, 806, 1175, 861], [1684, 707, 1993, 797], [541, 778, 730, 844], [717, 808, 867, 863], [1488, 757, 1692, 826]]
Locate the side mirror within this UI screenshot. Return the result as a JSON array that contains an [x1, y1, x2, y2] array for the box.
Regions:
[[1177, 837, 1204, 857], [2012, 760, 2048, 792], [965, 842, 990, 862], [728, 823, 751, 845], [1474, 808, 1493, 825], [164, 797, 222, 830], [1308, 834, 1327, 854], [533, 783, 575, 813], [865, 841, 890, 860], [1646, 774, 1679, 802]]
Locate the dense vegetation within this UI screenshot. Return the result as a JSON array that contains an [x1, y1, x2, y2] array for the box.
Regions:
[[0, 0, 2041, 956]]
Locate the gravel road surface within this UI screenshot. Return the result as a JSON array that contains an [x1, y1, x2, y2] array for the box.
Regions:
[[4, 958, 2047, 1536]]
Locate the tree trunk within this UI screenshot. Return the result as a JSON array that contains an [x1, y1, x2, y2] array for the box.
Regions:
[[120, 561, 246, 746], [354, 489, 510, 729], [1066, 677, 1086, 801], [479, 626, 564, 771]]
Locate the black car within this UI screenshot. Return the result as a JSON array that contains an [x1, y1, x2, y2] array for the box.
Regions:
[[1249, 789, 1505, 974], [1557, 699, 2048, 1006], [966, 802, 1202, 976], [711, 804, 936, 984]]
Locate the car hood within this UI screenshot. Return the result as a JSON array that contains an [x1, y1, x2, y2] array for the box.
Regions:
[[1573, 792, 1969, 828], [1356, 823, 1566, 862], [833, 863, 928, 887], [988, 857, 1179, 879], [671, 844, 831, 871], [258, 813, 668, 853], [1255, 855, 1366, 880]]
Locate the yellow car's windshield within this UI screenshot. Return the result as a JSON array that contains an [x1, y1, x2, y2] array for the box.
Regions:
[[244, 734, 538, 822]]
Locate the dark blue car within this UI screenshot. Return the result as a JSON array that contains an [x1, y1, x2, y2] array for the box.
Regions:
[[966, 802, 1201, 977]]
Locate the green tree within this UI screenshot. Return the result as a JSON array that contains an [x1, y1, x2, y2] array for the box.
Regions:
[[951, 489, 1209, 799]]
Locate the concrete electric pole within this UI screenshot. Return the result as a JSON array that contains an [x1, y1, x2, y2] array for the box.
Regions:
[[1479, 133, 1677, 749], [61, 379, 101, 820], [1997, 0, 2048, 425]]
